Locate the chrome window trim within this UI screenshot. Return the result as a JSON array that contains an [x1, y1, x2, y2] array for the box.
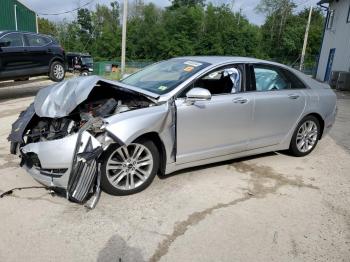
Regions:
[[157, 60, 310, 102]]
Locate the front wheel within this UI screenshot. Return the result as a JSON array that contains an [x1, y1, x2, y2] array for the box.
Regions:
[[49, 61, 65, 82], [100, 139, 159, 196], [289, 115, 320, 157]]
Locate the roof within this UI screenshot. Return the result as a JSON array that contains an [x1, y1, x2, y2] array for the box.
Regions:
[[174, 56, 287, 67], [16, 0, 36, 14]]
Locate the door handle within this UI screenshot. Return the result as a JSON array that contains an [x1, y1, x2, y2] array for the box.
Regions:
[[288, 94, 300, 99], [47, 49, 53, 53], [233, 97, 248, 104]]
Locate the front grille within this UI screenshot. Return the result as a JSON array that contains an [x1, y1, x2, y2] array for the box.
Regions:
[[67, 160, 97, 203]]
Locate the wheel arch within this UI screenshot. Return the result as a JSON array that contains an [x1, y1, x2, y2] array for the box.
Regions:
[[132, 132, 167, 176], [49, 56, 65, 69]]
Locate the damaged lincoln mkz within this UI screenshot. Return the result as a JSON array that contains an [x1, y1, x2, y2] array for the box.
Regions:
[[8, 57, 337, 206]]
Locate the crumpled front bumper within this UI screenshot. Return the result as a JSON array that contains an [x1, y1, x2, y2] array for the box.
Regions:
[[20, 130, 103, 202]]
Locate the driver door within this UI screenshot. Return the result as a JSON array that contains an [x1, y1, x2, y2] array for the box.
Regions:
[[175, 64, 254, 164]]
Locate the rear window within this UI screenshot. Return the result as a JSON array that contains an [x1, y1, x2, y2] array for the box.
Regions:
[[281, 69, 307, 89]]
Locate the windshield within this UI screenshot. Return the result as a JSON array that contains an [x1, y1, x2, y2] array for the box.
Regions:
[[81, 57, 93, 64], [121, 59, 210, 94]]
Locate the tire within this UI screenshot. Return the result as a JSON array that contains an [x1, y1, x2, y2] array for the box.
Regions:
[[49, 61, 65, 82], [100, 139, 159, 196], [289, 115, 320, 157], [81, 70, 89, 76]]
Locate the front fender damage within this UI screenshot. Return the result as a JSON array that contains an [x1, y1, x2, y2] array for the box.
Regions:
[[7, 76, 159, 208]]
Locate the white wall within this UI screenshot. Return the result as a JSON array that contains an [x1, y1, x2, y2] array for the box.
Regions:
[[316, 0, 350, 81]]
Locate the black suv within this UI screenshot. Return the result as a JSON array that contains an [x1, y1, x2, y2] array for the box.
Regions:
[[0, 31, 66, 82]]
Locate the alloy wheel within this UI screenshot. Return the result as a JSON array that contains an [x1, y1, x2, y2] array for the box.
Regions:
[[53, 64, 64, 80], [296, 120, 318, 153], [106, 143, 154, 190]]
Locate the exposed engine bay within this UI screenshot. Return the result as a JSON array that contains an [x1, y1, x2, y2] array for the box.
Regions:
[[25, 86, 152, 144], [7, 77, 160, 208]]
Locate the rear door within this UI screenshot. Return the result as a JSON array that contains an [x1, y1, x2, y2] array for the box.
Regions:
[[0, 32, 26, 78], [247, 64, 307, 149], [23, 33, 52, 72]]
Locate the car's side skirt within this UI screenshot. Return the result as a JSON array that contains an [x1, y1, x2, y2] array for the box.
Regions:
[[165, 143, 287, 175]]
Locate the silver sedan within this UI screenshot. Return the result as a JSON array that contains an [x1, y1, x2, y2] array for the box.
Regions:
[[8, 56, 337, 204]]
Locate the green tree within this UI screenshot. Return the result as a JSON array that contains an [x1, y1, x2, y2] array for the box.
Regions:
[[38, 17, 57, 36]]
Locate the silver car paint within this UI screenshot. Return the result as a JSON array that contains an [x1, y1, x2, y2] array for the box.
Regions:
[[18, 56, 337, 188], [175, 92, 254, 164], [22, 131, 102, 188], [105, 101, 176, 165]]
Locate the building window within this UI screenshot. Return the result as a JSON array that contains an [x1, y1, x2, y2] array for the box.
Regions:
[[326, 10, 335, 29], [347, 5, 350, 23]]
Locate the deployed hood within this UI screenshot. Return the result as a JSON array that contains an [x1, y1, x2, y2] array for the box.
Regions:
[[34, 75, 159, 118]]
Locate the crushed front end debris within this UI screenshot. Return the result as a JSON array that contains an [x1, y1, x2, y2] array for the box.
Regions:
[[7, 76, 160, 208]]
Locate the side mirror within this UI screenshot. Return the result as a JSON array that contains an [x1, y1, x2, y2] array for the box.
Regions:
[[186, 87, 211, 104]]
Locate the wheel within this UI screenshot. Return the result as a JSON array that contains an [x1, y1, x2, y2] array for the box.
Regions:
[[100, 139, 159, 195], [81, 70, 89, 76], [289, 115, 320, 157], [49, 61, 65, 82]]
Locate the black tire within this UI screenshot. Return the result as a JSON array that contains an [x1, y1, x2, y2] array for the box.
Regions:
[[289, 115, 320, 157], [80, 70, 89, 76], [100, 139, 159, 196], [49, 61, 65, 82]]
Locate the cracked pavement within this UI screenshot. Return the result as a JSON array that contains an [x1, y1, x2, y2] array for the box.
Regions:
[[0, 92, 350, 262]]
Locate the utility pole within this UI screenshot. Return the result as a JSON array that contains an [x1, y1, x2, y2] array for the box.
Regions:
[[121, 0, 128, 76], [237, 8, 242, 26], [299, 6, 313, 71], [14, 4, 18, 31]]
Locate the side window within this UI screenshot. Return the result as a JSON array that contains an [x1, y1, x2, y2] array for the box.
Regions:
[[25, 34, 50, 47], [0, 33, 24, 47], [253, 65, 289, 91], [191, 65, 242, 95], [281, 69, 307, 89], [326, 10, 335, 29]]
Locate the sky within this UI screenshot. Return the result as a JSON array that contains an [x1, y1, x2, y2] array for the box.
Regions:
[[20, 0, 321, 26]]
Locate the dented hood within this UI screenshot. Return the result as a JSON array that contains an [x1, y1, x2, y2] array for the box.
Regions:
[[34, 75, 159, 118]]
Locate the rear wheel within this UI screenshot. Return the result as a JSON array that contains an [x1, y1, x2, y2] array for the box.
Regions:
[[289, 115, 320, 157], [49, 61, 65, 82], [81, 70, 89, 76], [100, 139, 159, 195]]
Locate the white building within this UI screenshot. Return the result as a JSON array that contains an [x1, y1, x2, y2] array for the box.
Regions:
[[316, 0, 350, 82]]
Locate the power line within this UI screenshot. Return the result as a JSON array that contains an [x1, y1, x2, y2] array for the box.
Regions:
[[37, 0, 95, 16]]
